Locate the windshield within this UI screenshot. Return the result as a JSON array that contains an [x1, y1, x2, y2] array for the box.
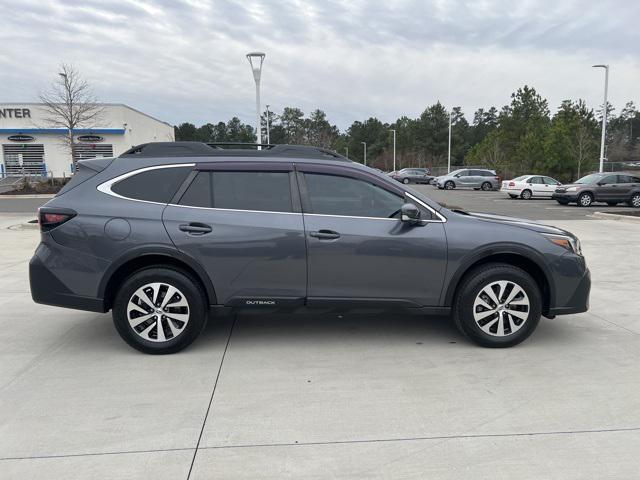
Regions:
[[575, 173, 604, 184]]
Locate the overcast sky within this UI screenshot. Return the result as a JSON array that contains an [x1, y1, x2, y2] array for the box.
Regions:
[[1, 0, 638, 129]]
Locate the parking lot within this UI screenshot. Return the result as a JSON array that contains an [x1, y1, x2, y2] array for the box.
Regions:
[[1, 193, 640, 479]]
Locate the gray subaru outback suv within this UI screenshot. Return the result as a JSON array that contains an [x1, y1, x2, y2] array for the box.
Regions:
[[30, 142, 590, 354]]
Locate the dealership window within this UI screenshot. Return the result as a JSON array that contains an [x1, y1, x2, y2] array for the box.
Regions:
[[2, 144, 45, 176], [72, 144, 114, 162], [111, 166, 192, 203], [179, 171, 292, 212], [303, 173, 404, 218]]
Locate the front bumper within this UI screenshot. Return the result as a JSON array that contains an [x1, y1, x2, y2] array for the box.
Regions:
[[552, 192, 579, 202], [548, 268, 591, 316]]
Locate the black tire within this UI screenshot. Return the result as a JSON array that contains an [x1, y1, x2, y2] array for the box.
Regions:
[[578, 192, 593, 207], [113, 267, 208, 354], [444, 181, 455, 190], [521, 189, 532, 200], [556, 199, 569, 205], [628, 193, 640, 208], [403, 178, 410, 184], [481, 182, 492, 191], [452, 263, 542, 348], [508, 194, 518, 199], [606, 202, 618, 206]]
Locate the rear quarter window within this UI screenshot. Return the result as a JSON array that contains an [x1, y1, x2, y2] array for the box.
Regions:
[[111, 166, 192, 203]]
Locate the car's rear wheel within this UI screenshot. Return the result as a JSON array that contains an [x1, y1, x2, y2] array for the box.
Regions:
[[481, 182, 492, 191], [113, 267, 207, 354], [628, 193, 640, 208], [521, 189, 532, 200], [403, 178, 410, 184], [444, 181, 455, 190], [578, 192, 593, 207], [452, 263, 541, 348]]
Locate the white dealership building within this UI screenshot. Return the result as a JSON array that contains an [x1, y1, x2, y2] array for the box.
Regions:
[[0, 103, 174, 178]]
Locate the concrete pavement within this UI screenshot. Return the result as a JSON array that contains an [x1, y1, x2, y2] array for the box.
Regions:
[[1, 215, 639, 479]]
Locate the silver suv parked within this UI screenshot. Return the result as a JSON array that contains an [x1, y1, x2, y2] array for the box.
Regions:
[[30, 142, 590, 354], [436, 169, 500, 191]]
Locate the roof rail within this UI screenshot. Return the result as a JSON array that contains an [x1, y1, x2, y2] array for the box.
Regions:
[[120, 142, 350, 161]]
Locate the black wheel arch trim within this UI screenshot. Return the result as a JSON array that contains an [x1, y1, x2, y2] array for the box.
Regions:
[[98, 245, 217, 308], [442, 242, 555, 309]]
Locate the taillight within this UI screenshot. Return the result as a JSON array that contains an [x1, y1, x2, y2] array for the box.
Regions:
[[38, 208, 76, 232], [509, 181, 515, 187]]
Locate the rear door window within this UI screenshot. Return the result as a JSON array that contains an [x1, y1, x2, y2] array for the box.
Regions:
[[111, 166, 192, 203], [179, 171, 292, 212]]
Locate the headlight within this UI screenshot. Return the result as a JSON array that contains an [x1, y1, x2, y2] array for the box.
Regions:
[[544, 233, 582, 255], [566, 186, 578, 192]]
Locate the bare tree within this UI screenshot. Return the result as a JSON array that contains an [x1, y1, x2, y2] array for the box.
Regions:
[[39, 63, 104, 171]]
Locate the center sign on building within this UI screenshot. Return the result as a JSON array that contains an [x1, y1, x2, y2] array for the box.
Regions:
[[0, 103, 174, 178]]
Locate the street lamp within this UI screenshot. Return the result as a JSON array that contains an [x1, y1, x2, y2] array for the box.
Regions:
[[361, 141, 367, 166], [388, 129, 396, 171], [592, 64, 609, 173], [246, 52, 265, 148], [265, 104, 271, 144], [345, 147, 349, 159], [447, 111, 453, 174]]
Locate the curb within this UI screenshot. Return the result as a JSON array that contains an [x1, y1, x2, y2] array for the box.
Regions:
[[592, 211, 640, 223], [0, 194, 55, 199]]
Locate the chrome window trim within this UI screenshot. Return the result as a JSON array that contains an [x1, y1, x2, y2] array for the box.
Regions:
[[303, 213, 398, 221], [97, 163, 196, 205], [405, 192, 447, 223], [166, 203, 301, 215]]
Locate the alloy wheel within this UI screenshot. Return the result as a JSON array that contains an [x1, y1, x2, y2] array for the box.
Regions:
[[631, 194, 640, 208], [473, 280, 530, 337], [127, 282, 190, 342], [481, 182, 491, 191], [521, 189, 532, 200], [579, 193, 592, 207], [445, 181, 454, 190]]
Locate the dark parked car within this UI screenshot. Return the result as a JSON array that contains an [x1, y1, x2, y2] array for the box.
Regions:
[[391, 168, 433, 184], [552, 172, 640, 207], [30, 142, 590, 354]]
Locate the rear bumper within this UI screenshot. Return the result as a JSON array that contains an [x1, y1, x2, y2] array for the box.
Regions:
[[29, 246, 106, 313], [548, 268, 591, 316]]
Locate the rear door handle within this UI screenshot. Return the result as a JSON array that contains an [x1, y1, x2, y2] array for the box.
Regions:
[[309, 229, 340, 240], [179, 223, 212, 235]]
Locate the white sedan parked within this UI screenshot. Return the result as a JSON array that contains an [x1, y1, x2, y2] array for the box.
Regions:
[[501, 175, 562, 199]]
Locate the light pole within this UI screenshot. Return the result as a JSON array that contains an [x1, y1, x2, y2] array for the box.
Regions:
[[361, 141, 367, 166], [592, 64, 609, 173], [345, 147, 349, 159], [265, 104, 271, 144], [246, 52, 265, 148], [389, 129, 396, 171], [447, 111, 453, 174]]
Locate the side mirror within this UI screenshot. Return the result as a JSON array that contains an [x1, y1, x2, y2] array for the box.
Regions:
[[401, 203, 421, 224], [454, 174, 461, 178], [597, 181, 605, 186]]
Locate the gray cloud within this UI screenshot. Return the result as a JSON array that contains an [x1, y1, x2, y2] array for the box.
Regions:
[[1, 0, 638, 129]]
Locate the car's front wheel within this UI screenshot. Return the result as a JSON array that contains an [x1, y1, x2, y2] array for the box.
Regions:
[[452, 263, 541, 348], [578, 192, 593, 207], [628, 193, 640, 208], [403, 178, 410, 184], [113, 267, 207, 354], [444, 181, 455, 190]]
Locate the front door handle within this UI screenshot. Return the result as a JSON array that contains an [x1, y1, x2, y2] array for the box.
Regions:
[[179, 223, 212, 235], [309, 229, 340, 240]]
